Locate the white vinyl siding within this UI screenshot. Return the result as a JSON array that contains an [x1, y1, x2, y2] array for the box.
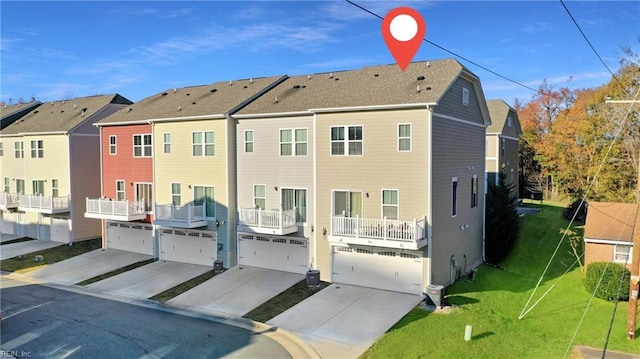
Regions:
[[192, 131, 214, 156], [282, 188, 307, 223], [244, 130, 254, 153], [382, 189, 399, 220], [133, 134, 152, 157], [398, 124, 411, 152], [254, 184, 266, 210], [30, 140, 44, 158], [109, 135, 117, 155], [331, 125, 362, 156], [116, 180, 125, 201]]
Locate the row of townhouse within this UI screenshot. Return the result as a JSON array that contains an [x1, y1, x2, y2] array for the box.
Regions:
[[0, 58, 522, 294]]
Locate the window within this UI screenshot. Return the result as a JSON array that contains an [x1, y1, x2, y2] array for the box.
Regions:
[[244, 130, 254, 153], [398, 124, 411, 152], [194, 186, 215, 218], [462, 87, 469, 106], [282, 188, 306, 223], [30, 140, 43, 158], [331, 126, 363, 155], [451, 177, 458, 217], [333, 191, 362, 218], [192, 131, 214, 156], [109, 135, 117, 155], [16, 179, 25, 195], [471, 175, 478, 208], [163, 133, 171, 154], [133, 134, 152, 157], [280, 129, 307, 156], [116, 180, 125, 201], [52, 179, 59, 197], [295, 129, 307, 155], [14, 141, 24, 158], [0, 142, 3, 156], [171, 183, 181, 206], [3, 177, 9, 193], [507, 115, 513, 128], [614, 245, 632, 263], [32, 180, 45, 196], [382, 189, 399, 220], [254, 184, 266, 209], [280, 129, 292, 156], [135, 183, 153, 212]]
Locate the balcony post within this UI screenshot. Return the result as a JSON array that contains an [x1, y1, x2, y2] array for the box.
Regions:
[[355, 215, 360, 239], [187, 204, 192, 223], [383, 217, 387, 241], [258, 208, 262, 228], [413, 218, 418, 241]]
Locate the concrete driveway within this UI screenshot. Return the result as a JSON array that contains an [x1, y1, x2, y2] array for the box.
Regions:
[[0, 240, 64, 260], [268, 284, 423, 359], [0, 233, 24, 243], [27, 248, 153, 285], [168, 266, 304, 317], [87, 260, 211, 298]]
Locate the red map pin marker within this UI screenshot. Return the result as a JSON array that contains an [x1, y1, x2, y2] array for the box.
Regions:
[[382, 7, 426, 71]]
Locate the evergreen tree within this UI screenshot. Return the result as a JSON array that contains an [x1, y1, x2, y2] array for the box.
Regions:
[[485, 171, 520, 264]]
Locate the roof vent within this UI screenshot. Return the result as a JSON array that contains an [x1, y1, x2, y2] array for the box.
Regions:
[[250, 78, 254, 84], [243, 85, 248, 89], [426, 86, 432, 91], [173, 88, 177, 93], [417, 75, 425, 81], [229, 80, 233, 86], [62, 100, 65, 104], [416, 85, 420, 93], [307, 75, 311, 80], [192, 102, 196, 105], [186, 93, 190, 96], [374, 74, 379, 77], [274, 96, 278, 104], [210, 88, 217, 93], [178, 106, 182, 111], [82, 107, 88, 112], [329, 72, 333, 78], [161, 92, 168, 96], [33, 110, 39, 114], [73, 104, 77, 109], [426, 61, 430, 68], [293, 85, 301, 89], [127, 108, 132, 112], [81, 110, 85, 117], [60, 110, 64, 113], [334, 78, 339, 81]]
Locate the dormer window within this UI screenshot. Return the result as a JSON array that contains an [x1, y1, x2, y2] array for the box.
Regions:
[[462, 87, 469, 106], [507, 115, 513, 128]]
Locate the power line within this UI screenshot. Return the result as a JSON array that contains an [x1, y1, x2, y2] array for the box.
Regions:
[[344, 0, 562, 100]]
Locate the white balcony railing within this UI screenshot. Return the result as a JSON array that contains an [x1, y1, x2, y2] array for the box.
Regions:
[[331, 216, 427, 249], [84, 197, 147, 221], [19, 194, 70, 213], [237, 207, 297, 235], [0, 193, 19, 209], [153, 203, 208, 228]]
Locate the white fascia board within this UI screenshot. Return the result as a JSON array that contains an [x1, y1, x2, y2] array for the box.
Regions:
[[584, 237, 633, 246]]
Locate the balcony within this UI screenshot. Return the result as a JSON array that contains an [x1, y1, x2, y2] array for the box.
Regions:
[[0, 193, 19, 210], [153, 203, 208, 229], [237, 207, 298, 235], [84, 197, 147, 221], [330, 216, 427, 250], [19, 194, 70, 214]]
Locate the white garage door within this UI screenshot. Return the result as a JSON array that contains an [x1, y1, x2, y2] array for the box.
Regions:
[[1, 210, 18, 235], [159, 228, 217, 266], [50, 215, 70, 243], [332, 245, 423, 295], [238, 234, 308, 274], [106, 222, 154, 255]]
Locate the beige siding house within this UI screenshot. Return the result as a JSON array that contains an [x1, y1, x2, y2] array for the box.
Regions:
[[486, 99, 522, 194], [234, 59, 491, 294], [0, 94, 132, 242]]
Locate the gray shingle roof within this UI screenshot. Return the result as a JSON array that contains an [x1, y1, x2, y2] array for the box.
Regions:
[[236, 59, 467, 115], [97, 76, 286, 125], [1, 94, 131, 135], [486, 99, 522, 135], [0, 101, 42, 130]]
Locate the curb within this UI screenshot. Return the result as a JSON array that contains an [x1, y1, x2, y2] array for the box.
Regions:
[[2, 271, 321, 359]]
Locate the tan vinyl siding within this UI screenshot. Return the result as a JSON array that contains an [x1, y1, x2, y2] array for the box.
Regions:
[[0, 136, 26, 192], [24, 135, 71, 196], [69, 134, 102, 241], [315, 108, 430, 283], [430, 115, 485, 286]]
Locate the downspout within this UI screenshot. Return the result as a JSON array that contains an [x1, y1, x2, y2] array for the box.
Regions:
[[426, 106, 434, 288], [312, 112, 317, 271], [150, 122, 159, 259], [98, 125, 106, 248], [67, 132, 73, 245]]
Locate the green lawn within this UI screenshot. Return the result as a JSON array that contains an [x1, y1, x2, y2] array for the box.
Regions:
[[0, 238, 102, 273], [361, 202, 639, 358]]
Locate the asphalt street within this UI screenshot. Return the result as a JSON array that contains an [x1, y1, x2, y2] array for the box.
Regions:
[[0, 276, 291, 359]]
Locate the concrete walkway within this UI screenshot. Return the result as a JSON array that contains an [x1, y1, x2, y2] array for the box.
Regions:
[[0, 233, 25, 243], [268, 283, 423, 359], [87, 260, 211, 298], [168, 266, 304, 317], [0, 240, 64, 260], [27, 249, 153, 284]]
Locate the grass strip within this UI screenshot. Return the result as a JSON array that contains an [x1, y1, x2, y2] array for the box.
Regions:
[[76, 258, 157, 286], [0, 238, 101, 272], [244, 280, 330, 323], [150, 269, 219, 302], [1, 237, 35, 246]]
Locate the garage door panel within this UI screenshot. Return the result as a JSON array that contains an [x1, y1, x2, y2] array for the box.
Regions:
[[332, 246, 422, 295], [51, 216, 70, 243], [238, 234, 308, 274], [160, 229, 216, 266], [107, 222, 154, 256]]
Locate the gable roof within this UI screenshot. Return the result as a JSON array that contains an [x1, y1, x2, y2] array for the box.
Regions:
[[584, 202, 637, 242], [486, 99, 522, 135], [0, 101, 42, 130], [1, 94, 131, 135], [235, 58, 476, 116], [96, 76, 286, 126]]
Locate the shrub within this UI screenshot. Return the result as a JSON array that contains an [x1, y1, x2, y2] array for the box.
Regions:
[[584, 262, 630, 301], [563, 199, 588, 224]]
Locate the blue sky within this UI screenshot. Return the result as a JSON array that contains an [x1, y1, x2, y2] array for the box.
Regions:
[[1, 1, 638, 106]]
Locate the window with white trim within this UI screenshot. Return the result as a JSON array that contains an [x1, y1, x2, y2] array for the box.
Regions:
[[194, 186, 215, 218], [452, 177, 458, 217], [614, 244, 632, 263], [3, 177, 9, 193], [382, 189, 399, 220], [32, 180, 45, 195], [471, 175, 478, 208], [109, 135, 117, 155], [115, 180, 125, 201], [254, 184, 265, 209], [462, 87, 470, 106], [30, 140, 43, 158], [244, 130, 254, 153], [16, 179, 25, 195], [331, 125, 362, 155], [14, 141, 24, 158], [282, 188, 307, 223], [398, 124, 411, 152], [279, 128, 307, 156], [192, 131, 214, 156], [171, 183, 181, 206], [0, 142, 3, 156], [163, 133, 171, 154], [52, 179, 59, 197], [133, 134, 152, 157]]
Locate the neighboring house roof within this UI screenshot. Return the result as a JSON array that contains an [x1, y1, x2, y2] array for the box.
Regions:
[[96, 76, 286, 125], [235, 58, 481, 116], [1, 94, 132, 135], [0, 101, 42, 130], [486, 99, 522, 135], [584, 202, 637, 243]]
